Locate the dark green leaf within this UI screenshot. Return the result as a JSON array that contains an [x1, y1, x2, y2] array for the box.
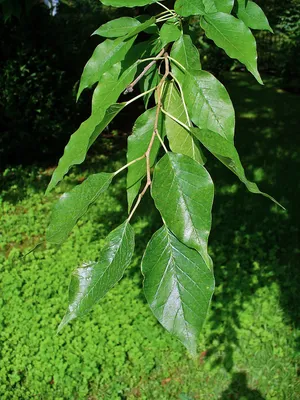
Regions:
[[127, 108, 163, 211], [58, 221, 135, 331], [174, 0, 206, 17], [235, 0, 273, 33], [77, 36, 136, 100], [163, 81, 205, 164], [100, 0, 157, 7], [170, 34, 201, 81], [191, 128, 284, 208], [201, 12, 262, 84], [183, 70, 235, 140], [46, 173, 113, 245], [93, 17, 141, 38], [142, 226, 215, 355], [46, 62, 137, 193], [152, 153, 214, 267], [160, 22, 181, 47]]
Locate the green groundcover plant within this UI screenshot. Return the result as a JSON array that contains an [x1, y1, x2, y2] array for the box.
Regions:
[[46, 0, 281, 355]]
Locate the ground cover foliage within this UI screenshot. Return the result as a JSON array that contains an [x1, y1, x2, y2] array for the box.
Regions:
[[0, 74, 299, 399]]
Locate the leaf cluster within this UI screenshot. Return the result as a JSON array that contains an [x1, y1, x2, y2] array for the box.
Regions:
[[45, 0, 282, 354]]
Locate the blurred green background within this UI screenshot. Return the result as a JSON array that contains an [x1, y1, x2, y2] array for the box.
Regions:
[[0, 1, 299, 399]]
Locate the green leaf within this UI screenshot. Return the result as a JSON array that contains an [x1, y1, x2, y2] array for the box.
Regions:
[[58, 221, 135, 331], [88, 103, 126, 149], [235, 0, 273, 33], [170, 34, 201, 81], [152, 153, 214, 267], [159, 22, 181, 47], [204, 0, 234, 14], [100, 0, 157, 7], [142, 225, 215, 356], [174, 0, 233, 16], [174, 0, 206, 17], [77, 36, 136, 100], [191, 128, 284, 208], [93, 17, 141, 38], [201, 12, 262, 84], [127, 108, 163, 211], [46, 62, 137, 193], [46, 173, 113, 245], [163, 81, 205, 164], [183, 70, 235, 140], [141, 65, 160, 108]]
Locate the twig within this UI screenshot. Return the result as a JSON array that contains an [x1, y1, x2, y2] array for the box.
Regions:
[[127, 53, 170, 221], [170, 72, 191, 127], [113, 154, 146, 177], [124, 48, 165, 94]]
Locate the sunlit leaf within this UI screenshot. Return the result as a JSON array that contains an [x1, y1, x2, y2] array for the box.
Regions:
[[142, 225, 215, 355], [58, 221, 135, 331], [47, 173, 113, 244], [201, 12, 262, 84], [152, 153, 214, 267]]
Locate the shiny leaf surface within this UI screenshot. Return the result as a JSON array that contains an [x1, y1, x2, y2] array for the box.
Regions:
[[163, 81, 205, 164], [93, 17, 141, 37], [59, 221, 135, 330], [142, 226, 215, 355], [152, 153, 214, 267], [191, 128, 284, 208], [170, 34, 201, 81], [201, 12, 262, 84], [47, 173, 113, 244], [235, 0, 273, 32], [183, 70, 235, 141]]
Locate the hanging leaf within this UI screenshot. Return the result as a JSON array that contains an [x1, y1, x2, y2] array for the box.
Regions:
[[127, 108, 162, 211], [46, 173, 113, 245], [93, 17, 141, 38], [234, 0, 273, 33], [174, 0, 206, 17], [46, 62, 137, 194], [170, 34, 201, 81], [174, 0, 234, 17], [100, 0, 157, 7], [201, 12, 263, 84], [159, 22, 181, 47], [152, 153, 214, 268], [163, 81, 205, 164], [58, 221, 135, 331], [77, 37, 136, 100], [191, 128, 284, 208], [204, 0, 234, 14], [77, 16, 155, 99], [183, 70, 235, 141], [142, 226, 215, 356]]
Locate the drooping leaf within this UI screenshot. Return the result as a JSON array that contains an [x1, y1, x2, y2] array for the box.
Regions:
[[191, 128, 284, 208], [174, 0, 234, 16], [88, 103, 126, 149], [163, 81, 205, 164], [127, 108, 163, 211], [152, 153, 214, 267], [174, 0, 206, 17], [204, 0, 234, 14], [46, 173, 113, 245], [93, 17, 141, 38], [201, 12, 263, 84], [77, 36, 136, 100], [170, 34, 201, 81], [183, 70, 235, 141], [142, 225, 215, 355], [159, 22, 181, 47], [235, 0, 273, 33], [46, 62, 137, 193], [100, 0, 157, 7], [58, 221, 135, 331]]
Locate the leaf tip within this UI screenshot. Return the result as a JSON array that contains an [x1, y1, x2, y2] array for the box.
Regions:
[[57, 312, 73, 333]]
